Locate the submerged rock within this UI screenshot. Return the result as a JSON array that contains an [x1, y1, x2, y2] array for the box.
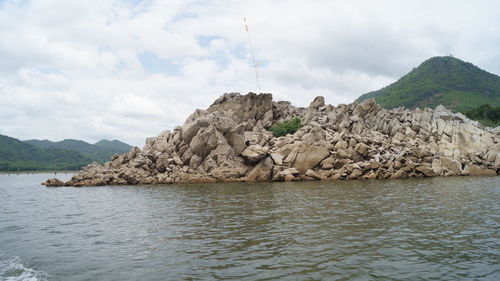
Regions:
[[42, 178, 65, 187], [45, 92, 499, 187]]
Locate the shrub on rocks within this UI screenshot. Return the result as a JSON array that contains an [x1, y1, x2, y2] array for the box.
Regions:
[[269, 117, 302, 137]]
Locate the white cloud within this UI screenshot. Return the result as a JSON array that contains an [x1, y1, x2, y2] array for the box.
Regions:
[[110, 93, 163, 116], [0, 0, 499, 146]]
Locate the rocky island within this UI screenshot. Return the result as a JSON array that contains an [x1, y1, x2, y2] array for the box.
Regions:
[[43, 92, 500, 187]]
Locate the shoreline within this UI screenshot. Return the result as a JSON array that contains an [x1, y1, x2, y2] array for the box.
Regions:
[[42, 173, 499, 188]]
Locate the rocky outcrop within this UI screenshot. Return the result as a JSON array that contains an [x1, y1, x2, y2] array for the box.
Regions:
[[44, 92, 499, 187], [42, 178, 65, 187]]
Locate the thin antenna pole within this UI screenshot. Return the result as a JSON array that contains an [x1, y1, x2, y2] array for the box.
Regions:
[[244, 17, 261, 93]]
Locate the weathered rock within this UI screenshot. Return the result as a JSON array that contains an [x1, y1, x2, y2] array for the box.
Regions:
[[309, 96, 325, 109], [182, 118, 210, 144], [190, 125, 227, 158], [464, 164, 497, 176], [246, 157, 273, 181], [348, 169, 363, 180], [91, 177, 107, 186], [415, 165, 435, 177], [440, 156, 463, 176], [431, 159, 444, 176], [335, 140, 348, 150], [368, 161, 381, 170], [273, 167, 300, 182], [56, 92, 498, 187], [333, 159, 351, 169], [363, 170, 377, 180], [207, 92, 273, 124], [270, 152, 283, 165], [390, 168, 409, 179], [241, 145, 269, 163], [173, 155, 183, 166], [320, 157, 335, 169], [301, 125, 326, 143], [290, 145, 330, 173], [304, 96, 326, 123], [225, 131, 246, 155], [354, 143, 369, 156], [305, 169, 326, 180], [157, 173, 174, 184], [42, 178, 65, 187]]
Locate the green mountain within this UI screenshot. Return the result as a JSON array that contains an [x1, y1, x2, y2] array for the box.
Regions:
[[24, 139, 94, 153], [24, 139, 132, 163], [356, 56, 500, 113], [0, 134, 91, 171], [94, 139, 132, 152]]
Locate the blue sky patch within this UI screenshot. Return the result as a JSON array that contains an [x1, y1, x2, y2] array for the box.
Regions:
[[197, 35, 221, 48], [38, 66, 61, 74], [138, 51, 181, 75]]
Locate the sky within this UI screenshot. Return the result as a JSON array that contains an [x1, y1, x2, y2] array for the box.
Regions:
[[1, 0, 499, 146]]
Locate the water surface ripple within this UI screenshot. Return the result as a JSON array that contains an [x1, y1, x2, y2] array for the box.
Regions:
[[0, 174, 499, 280]]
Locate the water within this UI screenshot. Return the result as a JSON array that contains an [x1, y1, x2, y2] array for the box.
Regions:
[[0, 174, 499, 281]]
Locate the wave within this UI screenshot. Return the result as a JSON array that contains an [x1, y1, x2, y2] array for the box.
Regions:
[[0, 254, 48, 281]]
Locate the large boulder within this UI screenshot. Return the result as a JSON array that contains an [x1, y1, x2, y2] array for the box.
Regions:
[[246, 157, 274, 181], [189, 125, 227, 158], [207, 144, 235, 166], [308, 96, 325, 109], [354, 98, 378, 117], [305, 169, 327, 180], [304, 96, 325, 123], [225, 130, 246, 155], [42, 178, 65, 187], [182, 118, 211, 144], [207, 92, 273, 123], [464, 164, 497, 176], [301, 124, 326, 144], [439, 156, 462, 176], [241, 145, 269, 163], [285, 144, 330, 173], [431, 159, 444, 176]]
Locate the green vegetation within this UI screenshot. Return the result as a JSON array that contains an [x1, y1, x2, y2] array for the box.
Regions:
[[465, 104, 500, 127], [356, 56, 500, 113], [0, 134, 133, 172], [0, 135, 92, 171], [94, 139, 132, 152], [24, 138, 132, 163], [269, 117, 302, 137]]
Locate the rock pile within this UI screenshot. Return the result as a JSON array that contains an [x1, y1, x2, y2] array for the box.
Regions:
[[43, 92, 500, 187]]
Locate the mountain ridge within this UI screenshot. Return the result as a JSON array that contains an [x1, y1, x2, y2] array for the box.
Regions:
[[24, 138, 133, 164], [0, 134, 92, 171], [1, 135, 133, 171]]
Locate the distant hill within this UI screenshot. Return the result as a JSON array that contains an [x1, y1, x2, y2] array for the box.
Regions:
[[24, 139, 95, 153], [24, 138, 132, 163], [356, 56, 500, 113], [0, 134, 91, 171], [94, 139, 132, 152]]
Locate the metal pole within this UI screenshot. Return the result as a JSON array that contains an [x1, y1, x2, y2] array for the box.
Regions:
[[244, 17, 261, 93]]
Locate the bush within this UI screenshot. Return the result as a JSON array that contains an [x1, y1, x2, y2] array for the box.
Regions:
[[269, 117, 302, 137], [465, 104, 500, 127]]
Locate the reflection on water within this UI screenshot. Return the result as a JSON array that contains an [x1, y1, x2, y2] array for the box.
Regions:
[[0, 174, 499, 280]]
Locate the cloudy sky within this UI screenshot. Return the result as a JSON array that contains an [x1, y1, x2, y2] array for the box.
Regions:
[[1, 0, 499, 146]]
